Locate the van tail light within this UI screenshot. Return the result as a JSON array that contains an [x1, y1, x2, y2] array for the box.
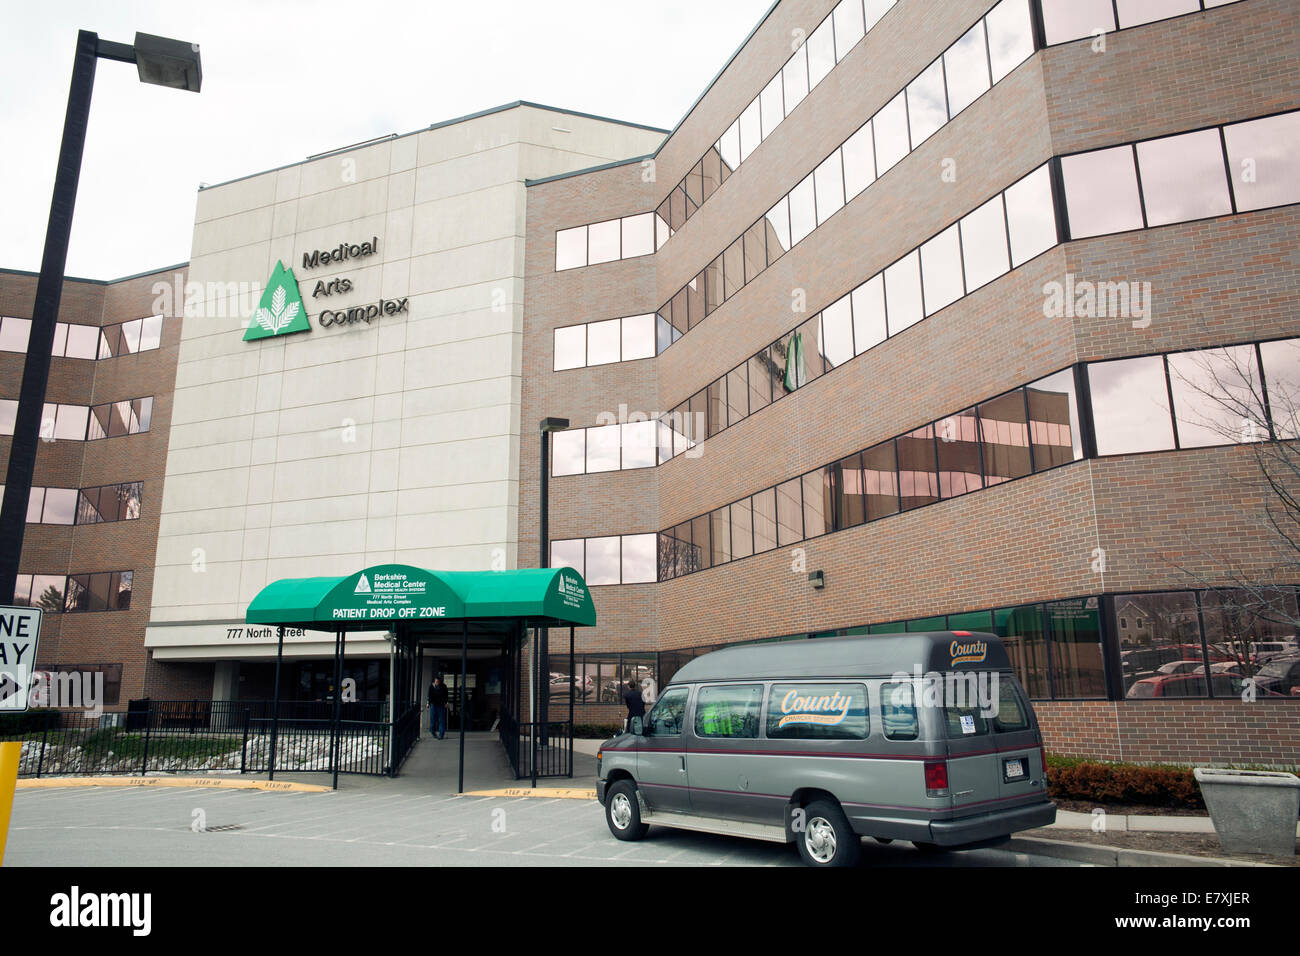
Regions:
[[924, 759, 949, 797]]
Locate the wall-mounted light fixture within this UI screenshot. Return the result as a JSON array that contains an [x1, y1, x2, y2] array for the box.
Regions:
[[808, 570, 825, 589]]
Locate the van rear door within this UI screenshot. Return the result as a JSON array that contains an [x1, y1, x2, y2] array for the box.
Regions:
[[987, 675, 1046, 805]]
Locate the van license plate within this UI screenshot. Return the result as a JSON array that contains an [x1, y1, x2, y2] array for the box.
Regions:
[[1003, 758, 1026, 781]]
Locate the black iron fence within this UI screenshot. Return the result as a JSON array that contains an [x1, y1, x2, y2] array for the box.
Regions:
[[1, 699, 405, 779], [499, 714, 572, 781]]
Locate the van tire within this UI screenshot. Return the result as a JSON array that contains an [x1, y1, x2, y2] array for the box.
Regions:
[[605, 781, 649, 841], [796, 800, 860, 867]]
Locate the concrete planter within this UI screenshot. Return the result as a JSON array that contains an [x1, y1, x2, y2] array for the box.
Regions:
[[1193, 768, 1299, 856]]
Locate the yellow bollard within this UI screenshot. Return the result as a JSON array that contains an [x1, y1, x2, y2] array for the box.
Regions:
[[0, 740, 20, 866]]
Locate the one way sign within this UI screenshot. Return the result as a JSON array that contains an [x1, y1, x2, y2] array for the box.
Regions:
[[0, 606, 41, 713]]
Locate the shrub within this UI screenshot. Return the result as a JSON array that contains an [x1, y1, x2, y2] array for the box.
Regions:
[[1046, 754, 1205, 809]]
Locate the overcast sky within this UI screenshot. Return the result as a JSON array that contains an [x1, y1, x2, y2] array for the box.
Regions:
[[1, 0, 774, 280]]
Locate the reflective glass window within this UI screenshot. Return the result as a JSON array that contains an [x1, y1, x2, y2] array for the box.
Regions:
[[555, 227, 586, 271], [760, 73, 784, 140], [26, 488, 44, 523], [1041, 0, 1115, 45], [622, 314, 655, 361], [707, 378, 727, 437], [807, 18, 836, 88], [1224, 112, 1300, 213], [841, 122, 875, 200], [622, 420, 658, 469], [553, 325, 586, 370], [978, 389, 1032, 484], [727, 364, 748, 425], [803, 468, 832, 538], [833, 0, 865, 60], [739, 99, 762, 162], [945, 20, 990, 117], [723, 238, 745, 301], [622, 213, 655, 258], [995, 604, 1049, 699], [776, 477, 802, 546], [897, 424, 938, 511], [863, 0, 895, 30], [585, 424, 621, 472], [782, 44, 809, 114], [743, 220, 767, 285], [587, 318, 621, 365], [884, 250, 923, 334], [731, 499, 753, 559], [834, 452, 866, 529], [788, 173, 817, 245], [852, 274, 887, 354], [705, 258, 724, 316], [550, 539, 584, 576], [30, 575, 64, 614], [1062, 145, 1144, 238], [1137, 129, 1233, 227], [691, 515, 712, 572], [814, 150, 845, 225], [749, 348, 774, 413], [907, 59, 949, 147], [718, 120, 742, 175], [1261, 338, 1300, 439], [936, 407, 983, 498], [64, 324, 99, 359], [1115, 592, 1203, 698], [960, 194, 1010, 292], [98, 324, 120, 359], [752, 488, 777, 554], [765, 197, 792, 264], [42, 487, 77, 524], [710, 507, 732, 566], [920, 223, 964, 316], [685, 160, 704, 208], [1167, 345, 1261, 449], [623, 534, 657, 584], [54, 404, 87, 441], [1089, 355, 1175, 456], [687, 273, 707, 328], [862, 440, 900, 521], [820, 294, 854, 369], [0, 317, 30, 352], [140, 315, 163, 351], [1004, 164, 1058, 266], [50, 322, 66, 357], [1115, 0, 1199, 29], [585, 536, 621, 586], [1027, 368, 1083, 468], [986, 0, 1034, 83], [587, 219, 620, 264], [133, 397, 152, 433], [873, 91, 910, 175]]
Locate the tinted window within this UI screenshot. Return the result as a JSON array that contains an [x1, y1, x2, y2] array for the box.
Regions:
[[897, 424, 938, 510], [960, 194, 1010, 292], [767, 682, 868, 739], [752, 489, 778, 554], [1040, 0, 1115, 45], [649, 687, 689, 735], [1136, 129, 1233, 227], [623, 534, 657, 584], [985, 0, 1035, 83], [1167, 345, 1261, 449], [695, 684, 763, 738], [873, 92, 910, 174], [852, 274, 887, 353], [884, 251, 923, 334], [906, 59, 948, 147], [920, 223, 964, 316], [553, 325, 585, 370], [881, 682, 919, 740], [782, 45, 809, 114], [1089, 355, 1175, 455], [991, 680, 1029, 732], [1027, 369, 1083, 468], [979, 389, 1031, 484], [1004, 164, 1058, 266], [862, 440, 900, 521], [1224, 112, 1300, 213], [1261, 338, 1300, 438], [936, 407, 982, 498], [1063, 145, 1144, 239], [945, 20, 990, 117]]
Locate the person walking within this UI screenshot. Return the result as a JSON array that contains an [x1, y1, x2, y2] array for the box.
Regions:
[[428, 675, 449, 740], [622, 678, 645, 733]]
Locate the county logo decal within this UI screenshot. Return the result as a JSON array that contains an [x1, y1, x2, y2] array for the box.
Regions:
[[776, 688, 854, 729], [950, 639, 988, 666], [244, 260, 311, 341]]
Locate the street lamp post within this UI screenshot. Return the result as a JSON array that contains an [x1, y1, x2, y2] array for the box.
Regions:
[[0, 31, 201, 605], [536, 417, 569, 756]]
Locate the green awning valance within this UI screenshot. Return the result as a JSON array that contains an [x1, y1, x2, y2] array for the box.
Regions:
[[245, 564, 595, 630]]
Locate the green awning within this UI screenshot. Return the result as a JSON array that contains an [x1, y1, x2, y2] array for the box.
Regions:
[[245, 564, 595, 630]]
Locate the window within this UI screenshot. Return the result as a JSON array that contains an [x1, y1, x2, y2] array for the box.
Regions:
[[991, 681, 1030, 732], [710, 507, 731, 566], [1004, 164, 1058, 266], [803, 468, 832, 538], [862, 440, 900, 521], [834, 452, 866, 529], [1089, 355, 1175, 455], [833, 0, 865, 60], [1027, 369, 1083, 468], [743, 220, 767, 285], [960, 194, 1010, 292], [552, 429, 585, 476], [0, 316, 30, 352], [936, 407, 982, 498], [587, 318, 621, 366], [820, 294, 854, 369], [695, 684, 763, 738], [140, 315, 163, 351], [587, 219, 620, 264], [752, 489, 777, 554], [996, 604, 1049, 699], [920, 223, 964, 316], [585, 424, 620, 472], [553, 325, 585, 370], [585, 536, 621, 586], [550, 539, 584, 577], [880, 682, 918, 739], [851, 274, 887, 354], [883, 251, 923, 333], [621, 314, 656, 361], [718, 121, 741, 175], [1046, 598, 1106, 698], [622, 421, 658, 469], [841, 122, 875, 200], [1167, 345, 1261, 449], [979, 390, 1032, 484], [54, 404, 88, 441], [782, 45, 809, 115], [776, 477, 802, 547], [731, 499, 753, 559], [863, 0, 895, 30], [813, 150, 845, 225], [63, 324, 99, 359], [1223, 112, 1300, 213], [723, 238, 744, 300], [768, 682, 868, 739], [788, 173, 817, 246], [726, 365, 748, 426], [985, 0, 1035, 83], [897, 424, 938, 511], [906, 59, 948, 147], [944, 20, 990, 118], [1136, 129, 1233, 227], [765, 198, 792, 263], [1115, 0, 1199, 29], [1115, 591, 1203, 698], [759, 73, 784, 140], [739, 99, 762, 162], [806, 18, 836, 89], [622, 534, 656, 584], [621, 214, 654, 259], [41, 488, 77, 525], [748, 349, 773, 413], [648, 687, 689, 735], [1062, 145, 1144, 239], [1261, 338, 1300, 438], [555, 227, 586, 271], [1040, 0, 1115, 45], [872, 92, 910, 175]]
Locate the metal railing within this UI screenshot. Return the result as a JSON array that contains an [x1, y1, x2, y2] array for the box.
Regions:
[[2, 699, 399, 778], [499, 717, 572, 781]]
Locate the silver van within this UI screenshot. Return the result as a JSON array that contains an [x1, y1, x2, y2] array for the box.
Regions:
[[596, 632, 1056, 866]]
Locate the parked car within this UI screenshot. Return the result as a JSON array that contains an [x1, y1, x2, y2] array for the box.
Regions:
[[1253, 655, 1300, 697], [1155, 660, 1205, 676], [1127, 673, 1287, 698], [596, 632, 1055, 867], [548, 673, 593, 699]]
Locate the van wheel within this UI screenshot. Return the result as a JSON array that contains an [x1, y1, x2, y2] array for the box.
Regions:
[[797, 800, 860, 867], [605, 781, 648, 841], [913, 841, 949, 854]]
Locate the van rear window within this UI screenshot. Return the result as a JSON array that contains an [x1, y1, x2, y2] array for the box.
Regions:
[[766, 683, 868, 739], [992, 680, 1030, 732], [880, 682, 918, 740]]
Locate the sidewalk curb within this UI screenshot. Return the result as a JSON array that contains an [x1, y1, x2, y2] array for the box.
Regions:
[[15, 775, 331, 793], [1007, 836, 1279, 867]]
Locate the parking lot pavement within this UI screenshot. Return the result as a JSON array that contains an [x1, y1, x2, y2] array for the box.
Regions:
[[6, 784, 1092, 867]]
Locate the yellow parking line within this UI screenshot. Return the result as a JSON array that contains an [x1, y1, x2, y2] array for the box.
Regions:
[[465, 787, 596, 800], [15, 776, 330, 793]]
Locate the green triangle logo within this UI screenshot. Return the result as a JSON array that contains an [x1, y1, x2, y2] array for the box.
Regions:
[[244, 260, 311, 341]]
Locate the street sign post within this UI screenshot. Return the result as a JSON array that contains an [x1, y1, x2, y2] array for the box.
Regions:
[[0, 605, 42, 713]]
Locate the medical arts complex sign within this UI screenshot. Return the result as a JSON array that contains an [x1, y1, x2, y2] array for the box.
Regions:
[[243, 235, 407, 342]]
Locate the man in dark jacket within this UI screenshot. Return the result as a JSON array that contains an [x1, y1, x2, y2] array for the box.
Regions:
[[622, 679, 645, 733], [428, 676, 449, 739]]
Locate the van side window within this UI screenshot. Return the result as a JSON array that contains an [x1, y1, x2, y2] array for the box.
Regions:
[[991, 679, 1030, 732], [694, 684, 763, 739], [766, 683, 868, 739], [880, 682, 918, 740], [648, 686, 689, 736]]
